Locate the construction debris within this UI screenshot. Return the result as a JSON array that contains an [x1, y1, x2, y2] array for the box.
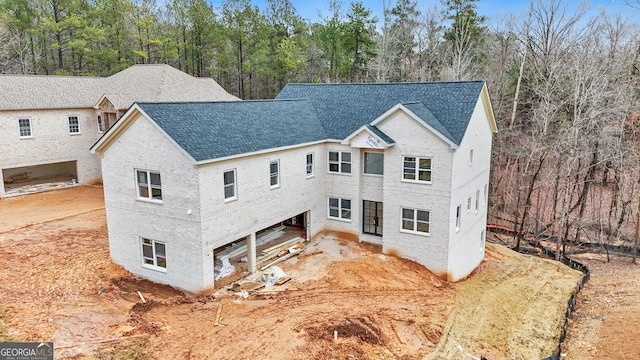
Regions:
[[262, 266, 287, 287], [137, 291, 146, 303], [214, 255, 235, 280]]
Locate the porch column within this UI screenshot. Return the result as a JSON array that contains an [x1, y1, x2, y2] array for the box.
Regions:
[[247, 232, 257, 273]]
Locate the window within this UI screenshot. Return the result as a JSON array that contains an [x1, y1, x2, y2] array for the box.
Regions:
[[328, 151, 351, 174], [328, 197, 351, 221], [484, 184, 488, 208], [270, 160, 280, 188], [403, 156, 432, 182], [469, 149, 474, 166], [136, 170, 162, 201], [68, 116, 80, 134], [223, 169, 236, 201], [97, 115, 103, 133], [475, 190, 480, 213], [467, 197, 471, 213], [401, 208, 430, 235], [363, 200, 383, 236], [481, 229, 486, 251], [455, 205, 461, 230], [142, 238, 166, 270], [306, 153, 314, 177], [363, 152, 384, 175], [18, 118, 32, 138]]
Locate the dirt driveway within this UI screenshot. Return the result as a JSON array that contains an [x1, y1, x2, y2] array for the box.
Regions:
[[0, 186, 596, 359]]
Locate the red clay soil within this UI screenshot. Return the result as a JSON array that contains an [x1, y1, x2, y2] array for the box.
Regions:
[[0, 186, 625, 360]]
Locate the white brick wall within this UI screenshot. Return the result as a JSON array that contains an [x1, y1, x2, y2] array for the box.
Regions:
[[0, 108, 102, 197], [376, 109, 455, 277], [101, 115, 205, 292]]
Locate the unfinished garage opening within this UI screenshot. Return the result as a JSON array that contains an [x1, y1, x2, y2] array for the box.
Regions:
[[213, 212, 308, 284], [3, 161, 78, 197]]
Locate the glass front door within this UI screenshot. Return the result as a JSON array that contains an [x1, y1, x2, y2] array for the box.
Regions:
[[363, 200, 383, 236]]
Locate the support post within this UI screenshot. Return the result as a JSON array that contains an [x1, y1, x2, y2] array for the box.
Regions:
[[247, 232, 257, 273]]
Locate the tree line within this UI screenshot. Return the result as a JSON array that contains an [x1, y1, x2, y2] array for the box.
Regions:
[[1, 0, 640, 259]]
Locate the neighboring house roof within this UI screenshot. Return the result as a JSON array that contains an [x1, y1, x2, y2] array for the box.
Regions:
[[0, 64, 237, 111], [135, 100, 327, 162], [276, 81, 487, 146]]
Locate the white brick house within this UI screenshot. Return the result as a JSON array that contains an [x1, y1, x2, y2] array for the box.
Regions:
[[91, 82, 497, 292], [0, 64, 236, 198]]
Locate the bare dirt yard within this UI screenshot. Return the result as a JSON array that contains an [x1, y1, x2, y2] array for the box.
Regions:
[[1, 186, 623, 359]]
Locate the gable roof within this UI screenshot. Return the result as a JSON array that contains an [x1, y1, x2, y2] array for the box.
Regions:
[[276, 81, 487, 146], [0, 64, 237, 110], [132, 100, 326, 163]]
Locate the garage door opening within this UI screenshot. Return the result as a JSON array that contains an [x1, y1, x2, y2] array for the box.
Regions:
[[3, 161, 78, 197], [212, 212, 308, 286]]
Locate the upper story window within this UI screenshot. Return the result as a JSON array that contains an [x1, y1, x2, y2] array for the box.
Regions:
[[306, 153, 314, 177], [136, 169, 162, 202], [467, 197, 471, 213], [401, 208, 430, 235], [328, 151, 351, 174], [328, 197, 351, 221], [18, 118, 32, 138], [97, 115, 104, 133], [68, 116, 80, 134], [455, 204, 461, 231], [270, 160, 280, 189], [403, 156, 431, 183], [142, 237, 166, 271], [475, 190, 480, 213], [484, 184, 488, 208], [363, 152, 384, 175], [224, 169, 237, 201], [469, 149, 474, 166]]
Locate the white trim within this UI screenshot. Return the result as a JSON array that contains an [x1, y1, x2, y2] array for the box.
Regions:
[[269, 160, 280, 189], [327, 150, 352, 175], [400, 207, 431, 236], [135, 169, 163, 203], [306, 152, 314, 178], [141, 237, 167, 272], [327, 197, 352, 222], [195, 139, 328, 166], [68, 115, 81, 135], [223, 168, 237, 202], [18, 118, 33, 139], [401, 155, 432, 184], [341, 125, 394, 148], [370, 103, 459, 149]]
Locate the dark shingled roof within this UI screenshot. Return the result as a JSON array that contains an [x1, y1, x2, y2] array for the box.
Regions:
[[276, 81, 486, 146], [137, 100, 326, 162]]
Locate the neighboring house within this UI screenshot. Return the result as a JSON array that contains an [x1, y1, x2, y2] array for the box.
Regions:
[[90, 81, 497, 292], [0, 64, 237, 198]]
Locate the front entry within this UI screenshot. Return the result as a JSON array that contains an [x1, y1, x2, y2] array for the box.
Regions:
[[363, 200, 383, 236]]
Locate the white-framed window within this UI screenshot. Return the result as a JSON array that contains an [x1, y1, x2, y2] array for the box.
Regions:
[[136, 169, 162, 202], [306, 153, 314, 177], [484, 184, 488, 208], [363, 152, 384, 175], [467, 197, 471, 213], [97, 115, 103, 133], [481, 229, 486, 251], [475, 190, 480, 213], [328, 197, 351, 221], [223, 169, 237, 201], [328, 151, 351, 174], [270, 160, 280, 189], [469, 149, 474, 166], [455, 205, 461, 231], [68, 116, 80, 134], [141, 238, 166, 271], [402, 156, 432, 182], [401, 208, 430, 235], [18, 118, 32, 138]]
